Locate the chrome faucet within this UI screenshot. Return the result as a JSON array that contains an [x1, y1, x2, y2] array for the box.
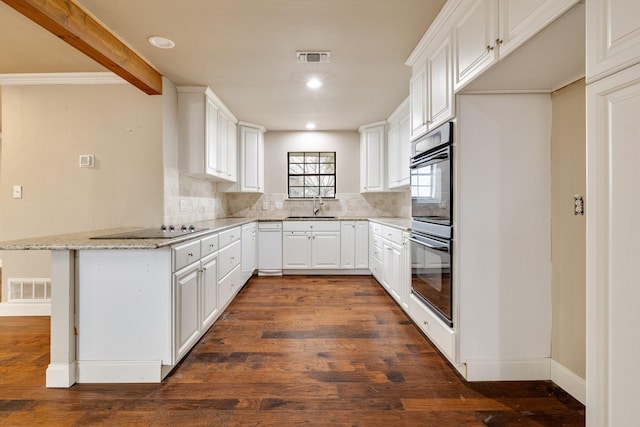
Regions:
[[313, 195, 323, 216]]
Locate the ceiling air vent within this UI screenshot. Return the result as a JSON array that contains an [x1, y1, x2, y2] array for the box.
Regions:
[[297, 51, 331, 63]]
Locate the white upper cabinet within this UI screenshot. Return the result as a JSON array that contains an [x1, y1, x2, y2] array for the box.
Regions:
[[451, 0, 580, 92], [359, 122, 387, 193], [427, 35, 454, 129], [387, 98, 410, 189], [587, 0, 640, 83], [409, 66, 428, 140], [177, 86, 238, 182], [223, 122, 266, 193], [453, 0, 498, 92]]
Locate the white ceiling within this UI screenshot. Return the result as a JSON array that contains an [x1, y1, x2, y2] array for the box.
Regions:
[[0, 0, 447, 131]]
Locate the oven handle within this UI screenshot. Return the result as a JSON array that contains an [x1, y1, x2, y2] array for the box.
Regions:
[[410, 145, 450, 169], [409, 236, 450, 252]]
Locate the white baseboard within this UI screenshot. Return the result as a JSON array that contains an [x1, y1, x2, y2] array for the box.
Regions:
[[0, 302, 50, 316], [46, 362, 77, 388], [550, 359, 586, 405], [465, 358, 551, 381], [76, 360, 163, 383]]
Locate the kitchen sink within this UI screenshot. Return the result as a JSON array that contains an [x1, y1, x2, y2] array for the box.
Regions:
[[285, 216, 337, 220]]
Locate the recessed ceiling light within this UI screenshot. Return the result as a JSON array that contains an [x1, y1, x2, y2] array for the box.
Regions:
[[306, 78, 323, 89], [306, 123, 317, 130], [147, 36, 175, 49]]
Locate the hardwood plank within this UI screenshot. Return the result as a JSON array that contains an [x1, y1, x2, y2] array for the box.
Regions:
[[0, 275, 585, 425], [1, 0, 162, 95]]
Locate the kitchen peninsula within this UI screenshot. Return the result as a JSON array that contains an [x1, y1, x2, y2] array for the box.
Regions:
[[0, 217, 410, 388]]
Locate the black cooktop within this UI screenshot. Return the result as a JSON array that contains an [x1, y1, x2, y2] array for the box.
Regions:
[[91, 227, 208, 240]]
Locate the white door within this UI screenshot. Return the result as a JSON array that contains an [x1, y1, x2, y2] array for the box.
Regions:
[[586, 62, 640, 427], [282, 232, 311, 268]]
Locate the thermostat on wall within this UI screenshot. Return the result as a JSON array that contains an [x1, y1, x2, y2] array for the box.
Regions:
[[79, 155, 95, 168]]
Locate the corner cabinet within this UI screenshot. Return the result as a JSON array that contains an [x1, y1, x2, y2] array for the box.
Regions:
[[177, 86, 238, 182], [359, 122, 387, 193], [225, 122, 266, 193]]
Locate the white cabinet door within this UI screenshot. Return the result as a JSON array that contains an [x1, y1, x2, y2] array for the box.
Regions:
[[241, 223, 257, 281], [355, 221, 369, 269], [205, 97, 219, 175], [409, 66, 428, 140], [311, 232, 341, 269], [217, 111, 228, 176], [359, 123, 386, 192], [387, 123, 400, 189], [499, 0, 580, 58], [381, 241, 394, 292], [200, 254, 218, 330], [173, 263, 200, 360], [586, 63, 640, 427], [587, 0, 640, 83], [227, 121, 237, 182], [282, 232, 312, 268], [238, 125, 264, 192], [388, 98, 410, 189], [427, 35, 454, 129], [453, 0, 499, 92], [340, 221, 356, 268], [399, 233, 410, 311]]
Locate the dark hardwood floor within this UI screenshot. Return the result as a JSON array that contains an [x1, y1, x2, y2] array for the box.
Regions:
[[0, 275, 584, 426]]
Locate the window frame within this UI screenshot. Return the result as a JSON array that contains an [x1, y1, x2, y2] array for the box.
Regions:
[[287, 151, 337, 199]]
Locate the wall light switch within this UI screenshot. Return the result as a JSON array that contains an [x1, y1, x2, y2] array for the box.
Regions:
[[79, 154, 95, 168], [13, 185, 22, 199], [262, 201, 269, 210]]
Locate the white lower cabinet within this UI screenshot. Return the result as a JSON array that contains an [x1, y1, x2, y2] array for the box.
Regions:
[[200, 253, 219, 331], [219, 264, 242, 309], [369, 222, 409, 310], [282, 231, 312, 268], [173, 263, 201, 361], [282, 221, 340, 270], [241, 222, 257, 282]]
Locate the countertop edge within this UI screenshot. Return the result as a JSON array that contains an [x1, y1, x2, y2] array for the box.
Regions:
[[0, 217, 411, 250]]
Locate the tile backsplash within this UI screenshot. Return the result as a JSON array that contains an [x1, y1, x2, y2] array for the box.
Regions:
[[164, 167, 411, 224], [226, 191, 411, 219]]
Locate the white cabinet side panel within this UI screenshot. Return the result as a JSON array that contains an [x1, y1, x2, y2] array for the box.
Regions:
[[457, 94, 552, 363], [77, 250, 172, 363]]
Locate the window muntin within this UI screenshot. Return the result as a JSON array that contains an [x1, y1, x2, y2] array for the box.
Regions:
[[288, 152, 336, 198]]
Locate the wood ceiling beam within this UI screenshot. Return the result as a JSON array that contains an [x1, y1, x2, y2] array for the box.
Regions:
[[2, 0, 162, 95]]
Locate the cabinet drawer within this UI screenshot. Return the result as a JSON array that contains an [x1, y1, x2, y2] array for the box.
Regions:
[[370, 234, 384, 252], [219, 227, 241, 248], [370, 244, 383, 263], [219, 264, 242, 309], [370, 221, 383, 236], [409, 294, 456, 361], [173, 240, 201, 271], [200, 234, 219, 257], [218, 239, 241, 279], [382, 225, 403, 245]]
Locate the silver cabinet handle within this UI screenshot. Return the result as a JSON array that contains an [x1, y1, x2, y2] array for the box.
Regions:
[[486, 45, 494, 52]]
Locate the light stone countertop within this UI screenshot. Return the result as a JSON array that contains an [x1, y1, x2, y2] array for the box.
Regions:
[[0, 217, 411, 251]]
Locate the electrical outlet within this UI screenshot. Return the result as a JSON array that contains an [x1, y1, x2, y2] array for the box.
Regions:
[[275, 201, 283, 209], [180, 199, 188, 212], [262, 201, 269, 210], [13, 185, 22, 199]]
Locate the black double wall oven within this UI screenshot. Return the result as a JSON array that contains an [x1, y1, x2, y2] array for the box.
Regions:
[[409, 122, 453, 327]]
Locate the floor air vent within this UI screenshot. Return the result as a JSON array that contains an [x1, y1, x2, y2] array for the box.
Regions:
[[8, 278, 51, 303]]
